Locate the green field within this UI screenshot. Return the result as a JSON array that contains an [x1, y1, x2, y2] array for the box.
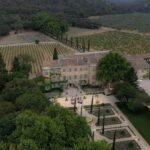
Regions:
[[117, 103, 150, 145], [90, 13, 150, 32], [79, 31, 150, 54]]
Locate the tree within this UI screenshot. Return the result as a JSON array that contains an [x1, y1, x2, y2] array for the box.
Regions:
[[17, 139, 38, 150], [96, 105, 101, 125], [0, 113, 16, 141], [45, 105, 91, 148], [35, 40, 39, 44], [16, 91, 49, 113], [11, 54, 32, 78], [74, 139, 111, 150], [0, 53, 7, 74], [88, 39, 91, 51], [96, 52, 137, 87], [102, 115, 105, 135], [113, 82, 137, 102], [0, 101, 16, 117], [90, 96, 94, 114], [1, 78, 39, 102], [82, 38, 86, 52], [53, 48, 58, 60], [11, 110, 62, 150], [76, 37, 79, 49], [111, 131, 116, 150], [0, 53, 8, 93]]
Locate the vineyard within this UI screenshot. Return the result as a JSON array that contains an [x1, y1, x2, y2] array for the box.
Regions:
[[0, 42, 75, 75], [78, 31, 150, 54]]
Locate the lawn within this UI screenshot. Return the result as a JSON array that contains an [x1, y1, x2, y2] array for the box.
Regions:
[[117, 103, 150, 144]]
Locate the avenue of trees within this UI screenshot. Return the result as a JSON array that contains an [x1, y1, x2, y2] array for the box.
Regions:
[[0, 53, 111, 150]]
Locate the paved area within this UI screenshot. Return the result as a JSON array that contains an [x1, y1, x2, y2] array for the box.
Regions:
[[54, 87, 150, 150], [140, 79, 150, 96]]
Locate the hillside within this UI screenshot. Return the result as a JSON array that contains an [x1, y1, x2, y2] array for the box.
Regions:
[[89, 13, 150, 32], [0, 0, 150, 36]]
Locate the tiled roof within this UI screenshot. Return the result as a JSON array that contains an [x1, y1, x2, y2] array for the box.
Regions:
[[43, 51, 150, 70]]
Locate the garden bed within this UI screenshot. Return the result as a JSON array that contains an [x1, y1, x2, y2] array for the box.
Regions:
[[101, 129, 131, 139], [115, 140, 141, 150], [96, 117, 121, 126], [86, 108, 115, 116]]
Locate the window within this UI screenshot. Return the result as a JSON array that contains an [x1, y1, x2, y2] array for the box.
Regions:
[[69, 68, 71, 72], [74, 68, 77, 71], [69, 76, 71, 80], [80, 68, 82, 71], [63, 76, 66, 80], [74, 75, 77, 79], [84, 74, 87, 78], [63, 69, 66, 72]]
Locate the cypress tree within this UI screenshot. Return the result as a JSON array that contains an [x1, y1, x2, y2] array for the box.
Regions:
[[97, 104, 101, 125], [12, 56, 20, 72], [74, 98, 77, 113], [102, 115, 105, 135], [88, 39, 91, 51], [65, 35, 68, 44], [76, 37, 79, 49], [82, 38, 85, 52], [90, 95, 94, 114], [0, 53, 7, 73], [53, 48, 58, 60], [111, 131, 117, 150], [71, 37, 73, 47], [81, 106, 83, 116]]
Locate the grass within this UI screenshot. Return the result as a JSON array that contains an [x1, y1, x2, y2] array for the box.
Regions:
[[78, 31, 150, 54], [117, 102, 150, 144], [90, 13, 150, 33]]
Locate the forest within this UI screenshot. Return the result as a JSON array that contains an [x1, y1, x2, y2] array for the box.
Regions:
[[0, 0, 150, 36]]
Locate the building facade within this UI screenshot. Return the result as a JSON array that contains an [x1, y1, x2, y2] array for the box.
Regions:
[[42, 51, 150, 87]]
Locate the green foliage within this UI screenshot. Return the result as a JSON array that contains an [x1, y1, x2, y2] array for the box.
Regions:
[[92, 13, 150, 32], [35, 40, 39, 44], [11, 54, 32, 78], [33, 12, 68, 36], [1, 78, 39, 102], [53, 48, 58, 60], [0, 113, 16, 141], [17, 139, 38, 150], [0, 101, 16, 117], [113, 82, 137, 102], [74, 139, 111, 150], [0, 53, 9, 93], [16, 91, 49, 113], [45, 105, 91, 147], [128, 99, 145, 113], [96, 52, 136, 84]]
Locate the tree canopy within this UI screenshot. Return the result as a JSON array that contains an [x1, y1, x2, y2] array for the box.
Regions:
[[96, 52, 137, 85]]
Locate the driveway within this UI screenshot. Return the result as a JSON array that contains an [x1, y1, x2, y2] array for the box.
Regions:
[[140, 79, 150, 96]]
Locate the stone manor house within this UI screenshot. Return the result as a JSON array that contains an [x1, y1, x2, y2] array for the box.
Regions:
[[42, 51, 150, 88]]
